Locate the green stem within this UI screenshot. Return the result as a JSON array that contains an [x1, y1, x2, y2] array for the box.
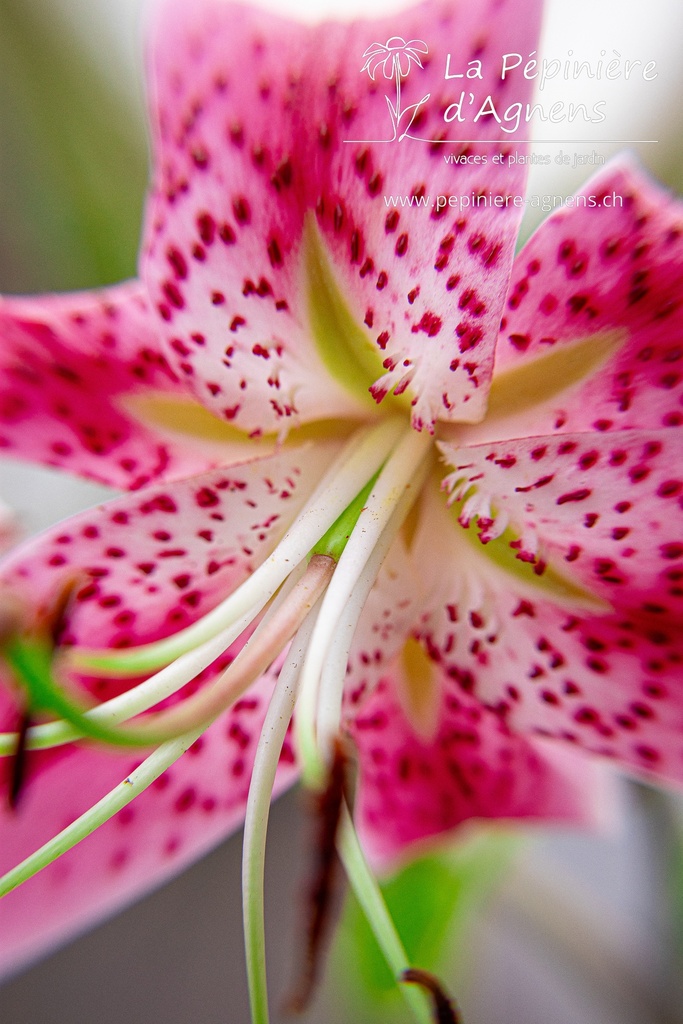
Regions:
[[337, 804, 432, 1024]]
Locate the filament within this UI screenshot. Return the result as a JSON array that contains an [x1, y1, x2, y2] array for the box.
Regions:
[[242, 605, 319, 1024], [296, 424, 433, 785], [72, 417, 404, 677]]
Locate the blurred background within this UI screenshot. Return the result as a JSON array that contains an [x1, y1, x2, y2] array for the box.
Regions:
[[1, 0, 683, 1021]]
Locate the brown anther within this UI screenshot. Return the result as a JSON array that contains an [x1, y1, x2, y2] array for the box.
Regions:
[[0, 594, 24, 646], [401, 968, 462, 1024], [286, 739, 348, 1014], [41, 576, 80, 648], [8, 709, 32, 811]]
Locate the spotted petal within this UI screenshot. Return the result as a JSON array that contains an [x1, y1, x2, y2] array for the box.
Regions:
[[336, 519, 610, 866], [351, 657, 610, 868], [143, 0, 542, 434], [0, 282, 260, 490], [412, 459, 683, 785], [470, 158, 683, 443]]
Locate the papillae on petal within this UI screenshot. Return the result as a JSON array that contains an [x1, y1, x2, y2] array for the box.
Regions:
[[411, 472, 683, 788]]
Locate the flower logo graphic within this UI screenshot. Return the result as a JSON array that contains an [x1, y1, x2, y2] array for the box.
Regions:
[[361, 36, 430, 141], [361, 36, 428, 79]]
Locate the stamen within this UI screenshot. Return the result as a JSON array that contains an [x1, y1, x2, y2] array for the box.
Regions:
[[287, 739, 347, 1014], [0, 724, 205, 897], [72, 417, 404, 677], [296, 424, 433, 785], [401, 969, 462, 1024], [0, 557, 335, 894], [315, 451, 432, 757], [2, 635, 187, 750], [114, 554, 334, 743], [242, 605, 320, 1024], [0, 558, 333, 755]]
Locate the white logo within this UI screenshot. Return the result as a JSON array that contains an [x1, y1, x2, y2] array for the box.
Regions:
[[360, 37, 430, 142]]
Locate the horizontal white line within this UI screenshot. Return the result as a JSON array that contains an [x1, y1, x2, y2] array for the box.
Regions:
[[343, 138, 659, 144]]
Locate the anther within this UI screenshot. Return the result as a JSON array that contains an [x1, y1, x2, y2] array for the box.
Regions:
[[401, 968, 462, 1024], [287, 739, 348, 1013], [8, 710, 32, 810], [42, 576, 80, 647]]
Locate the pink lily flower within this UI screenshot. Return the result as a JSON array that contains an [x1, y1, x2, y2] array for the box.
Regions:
[[0, 0, 682, 1017]]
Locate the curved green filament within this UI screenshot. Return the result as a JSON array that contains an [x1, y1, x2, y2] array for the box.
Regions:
[[0, 466, 398, 758], [0, 726, 204, 897], [4, 557, 334, 753], [0, 605, 260, 758]]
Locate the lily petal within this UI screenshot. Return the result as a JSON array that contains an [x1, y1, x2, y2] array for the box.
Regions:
[[351, 658, 610, 869], [0, 282, 252, 489], [143, 0, 543, 432], [412, 472, 683, 785], [471, 158, 683, 442]]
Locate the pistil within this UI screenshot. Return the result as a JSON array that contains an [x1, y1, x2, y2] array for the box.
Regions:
[[296, 424, 434, 786]]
